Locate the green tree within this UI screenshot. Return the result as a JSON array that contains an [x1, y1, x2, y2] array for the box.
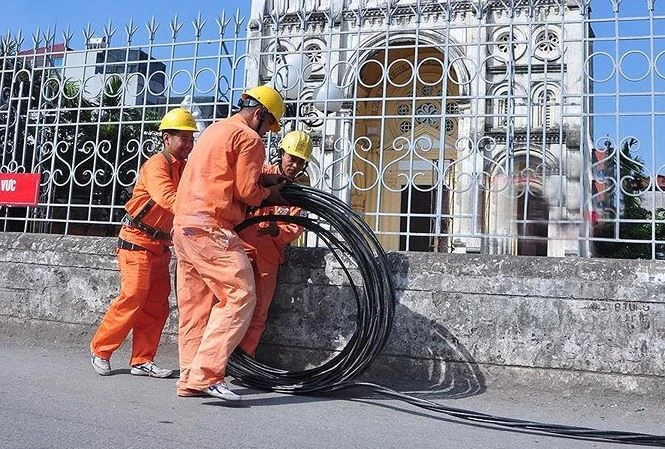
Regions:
[[1, 43, 161, 235], [0, 40, 45, 172], [593, 138, 665, 259]]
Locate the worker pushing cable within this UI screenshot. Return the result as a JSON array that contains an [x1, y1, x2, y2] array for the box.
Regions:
[[171, 84, 289, 401]]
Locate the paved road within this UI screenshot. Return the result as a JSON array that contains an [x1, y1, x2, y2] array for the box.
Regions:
[[1, 338, 663, 449]]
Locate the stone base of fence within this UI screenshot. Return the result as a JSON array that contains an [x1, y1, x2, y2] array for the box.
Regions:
[[1, 233, 663, 396]]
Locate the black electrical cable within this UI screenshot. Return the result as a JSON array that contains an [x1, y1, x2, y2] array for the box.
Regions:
[[230, 183, 665, 447], [230, 183, 395, 393]]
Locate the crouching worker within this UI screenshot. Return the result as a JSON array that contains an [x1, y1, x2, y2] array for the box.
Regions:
[[172, 85, 288, 401], [90, 108, 197, 377], [238, 130, 313, 357]]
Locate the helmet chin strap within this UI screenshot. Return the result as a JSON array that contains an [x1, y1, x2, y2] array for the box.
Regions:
[[237, 97, 268, 134], [254, 108, 268, 134], [298, 161, 309, 179]]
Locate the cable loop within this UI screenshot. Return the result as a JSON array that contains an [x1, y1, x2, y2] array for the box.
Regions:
[[230, 184, 665, 446]]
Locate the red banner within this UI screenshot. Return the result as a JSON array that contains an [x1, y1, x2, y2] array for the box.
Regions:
[[0, 173, 41, 206]]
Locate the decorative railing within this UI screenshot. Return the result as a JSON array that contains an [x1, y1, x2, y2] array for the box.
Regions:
[[0, 0, 663, 258]]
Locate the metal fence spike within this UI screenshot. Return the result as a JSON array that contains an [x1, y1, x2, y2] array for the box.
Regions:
[[193, 11, 207, 38], [147, 16, 159, 41], [83, 23, 95, 45], [124, 19, 138, 44], [103, 20, 117, 42]]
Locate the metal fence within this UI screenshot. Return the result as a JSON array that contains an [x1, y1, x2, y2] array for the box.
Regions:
[[0, 0, 664, 258]]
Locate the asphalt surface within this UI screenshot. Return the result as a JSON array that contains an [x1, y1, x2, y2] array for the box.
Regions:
[[1, 337, 664, 449]]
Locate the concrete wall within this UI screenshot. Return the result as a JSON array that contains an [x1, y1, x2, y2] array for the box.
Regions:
[[1, 232, 664, 396]]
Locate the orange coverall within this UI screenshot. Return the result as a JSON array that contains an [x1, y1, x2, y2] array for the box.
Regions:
[[91, 152, 183, 366], [172, 114, 271, 395], [238, 163, 306, 357]]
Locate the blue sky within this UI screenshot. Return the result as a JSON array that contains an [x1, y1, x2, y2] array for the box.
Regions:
[[0, 1, 658, 40], [588, 0, 665, 173], [0, 0, 249, 47], [2, 1, 654, 49]]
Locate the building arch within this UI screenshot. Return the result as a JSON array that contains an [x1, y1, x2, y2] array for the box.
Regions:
[[342, 30, 473, 98], [342, 30, 467, 252]]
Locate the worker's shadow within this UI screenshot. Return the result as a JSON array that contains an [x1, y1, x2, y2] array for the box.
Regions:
[[251, 249, 485, 401]]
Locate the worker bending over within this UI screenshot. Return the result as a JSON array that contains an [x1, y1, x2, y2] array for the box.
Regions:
[[238, 130, 313, 357], [172, 85, 288, 401]]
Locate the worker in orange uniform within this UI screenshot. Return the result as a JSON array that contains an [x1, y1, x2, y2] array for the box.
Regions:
[[90, 108, 197, 378], [238, 130, 313, 357], [172, 85, 288, 401]]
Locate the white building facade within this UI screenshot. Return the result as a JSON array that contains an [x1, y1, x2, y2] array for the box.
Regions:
[[246, 0, 591, 256]]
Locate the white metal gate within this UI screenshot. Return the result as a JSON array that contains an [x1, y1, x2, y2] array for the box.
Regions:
[[0, 0, 663, 258]]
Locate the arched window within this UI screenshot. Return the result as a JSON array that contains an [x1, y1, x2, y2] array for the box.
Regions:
[[492, 86, 509, 129], [493, 28, 527, 60], [498, 96, 509, 127], [534, 28, 561, 61], [536, 89, 556, 128]]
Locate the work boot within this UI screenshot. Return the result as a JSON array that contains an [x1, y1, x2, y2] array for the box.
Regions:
[[130, 361, 173, 378], [91, 355, 111, 376], [203, 381, 241, 402]]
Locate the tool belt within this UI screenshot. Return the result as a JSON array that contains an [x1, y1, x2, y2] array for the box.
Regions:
[[117, 238, 147, 251], [121, 161, 176, 242], [121, 212, 170, 241]]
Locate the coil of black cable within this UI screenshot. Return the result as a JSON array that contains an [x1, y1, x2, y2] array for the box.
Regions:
[[229, 183, 396, 394], [227, 183, 665, 446]]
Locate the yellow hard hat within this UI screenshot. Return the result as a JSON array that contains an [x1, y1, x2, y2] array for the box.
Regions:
[[241, 85, 286, 132], [158, 108, 198, 132], [279, 130, 313, 161]]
